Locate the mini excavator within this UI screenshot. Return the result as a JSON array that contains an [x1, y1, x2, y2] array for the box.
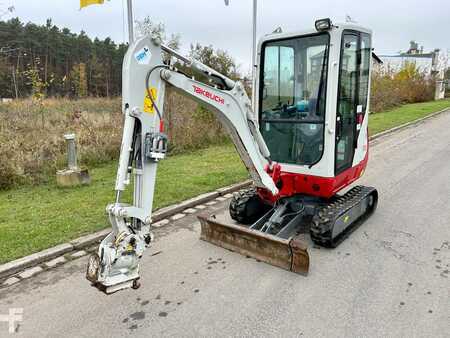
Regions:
[[86, 19, 378, 293]]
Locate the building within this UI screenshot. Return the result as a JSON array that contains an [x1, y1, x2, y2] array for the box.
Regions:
[[378, 41, 447, 99]]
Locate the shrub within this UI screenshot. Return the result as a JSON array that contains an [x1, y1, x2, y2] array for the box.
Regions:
[[370, 62, 435, 113]]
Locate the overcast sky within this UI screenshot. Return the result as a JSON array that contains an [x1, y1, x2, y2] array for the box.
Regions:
[[2, 0, 449, 73]]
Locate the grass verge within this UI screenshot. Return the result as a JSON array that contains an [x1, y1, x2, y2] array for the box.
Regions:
[[368, 99, 450, 135], [0, 144, 248, 263], [1, 99, 449, 263]]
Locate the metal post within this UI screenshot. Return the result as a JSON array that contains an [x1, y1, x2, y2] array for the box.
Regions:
[[252, 0, 257, 73], [251, 0, 258, 109], [127, 0, 134, 43], [64, 134, 78, 170], [224, 0, 258, 106], [11, 66, 18, 99]]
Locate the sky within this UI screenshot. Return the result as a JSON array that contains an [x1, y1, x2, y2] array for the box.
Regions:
[[2, 0, 449, 74]]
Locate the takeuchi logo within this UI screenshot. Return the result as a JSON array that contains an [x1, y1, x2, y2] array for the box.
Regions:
[[192, 85, 224, 105]]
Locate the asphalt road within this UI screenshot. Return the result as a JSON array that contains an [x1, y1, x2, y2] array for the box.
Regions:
[[1, 111, 449, 337]]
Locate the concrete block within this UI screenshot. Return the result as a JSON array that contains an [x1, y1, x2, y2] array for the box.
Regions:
[[3, 277, 20, 286], [70, 250, 87, 258], [153, 219, 170, 228], [216, 196, 227, 202], [224, 193, 233, 199], [206, 201, 217, 206], [45, 256, 66, 268], [171, 213, 186, 221], [153, 191, 220, 222], [19, 266, 43, 279], [56, 168, 91, 187], [196, 205, 207, 210], [70, 229, 110, 250], [0, 243, 73, 279], [216, 180, 252, 196], [184, 208, 197, 214]]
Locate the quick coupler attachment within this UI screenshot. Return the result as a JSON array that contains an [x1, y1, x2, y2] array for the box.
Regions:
[[86, 210, 153, 294]]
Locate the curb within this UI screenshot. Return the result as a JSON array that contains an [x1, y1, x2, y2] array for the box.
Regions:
[[152, 180, 251, 222], [0, 244, 73, 279], [1, 107, 449, 282], [368, 107, 449, 142], [0, 180, 251, 281]]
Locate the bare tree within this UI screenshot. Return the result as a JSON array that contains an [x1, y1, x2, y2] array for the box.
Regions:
[[0, 4, 14, 19], [135, 16, 181, 51]]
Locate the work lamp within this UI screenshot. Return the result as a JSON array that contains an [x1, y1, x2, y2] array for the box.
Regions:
[[315, 18, 332, 31]]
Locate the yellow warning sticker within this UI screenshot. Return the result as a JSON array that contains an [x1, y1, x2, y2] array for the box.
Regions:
[[344, 215, 350, 223], [144, 87, 157, 114]]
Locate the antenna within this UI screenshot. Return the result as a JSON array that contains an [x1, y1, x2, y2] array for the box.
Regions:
[[345, 15, 357, 23]]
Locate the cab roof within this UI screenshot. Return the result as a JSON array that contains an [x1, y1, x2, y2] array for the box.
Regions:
[[259, 22, 372, 46]]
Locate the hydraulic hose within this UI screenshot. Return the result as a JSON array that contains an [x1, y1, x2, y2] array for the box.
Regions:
[[145, 64, 169, 131]]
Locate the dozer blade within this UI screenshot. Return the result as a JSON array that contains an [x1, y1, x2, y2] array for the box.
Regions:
[[198, 215, 309, 275]]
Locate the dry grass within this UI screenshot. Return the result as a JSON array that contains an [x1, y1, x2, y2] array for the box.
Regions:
[[164, 89, 226, 153], [0, 89, 227, 189], [0, 97, 122, 189]]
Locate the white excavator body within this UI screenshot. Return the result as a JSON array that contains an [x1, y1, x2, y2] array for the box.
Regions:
[[86, 19, 378, 293]]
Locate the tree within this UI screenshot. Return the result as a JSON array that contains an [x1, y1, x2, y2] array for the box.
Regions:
[[0, 59, 13, 97], [189, 43, 240, 80], [70, 63, 88, 97], [0, 18, 126, 98], [0, 17, 243, 99], [23, 57, 51, 100], [135, 16, 181, 50]]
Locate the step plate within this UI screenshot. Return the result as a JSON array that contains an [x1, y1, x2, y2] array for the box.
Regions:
[[198, 215, 309, 275]]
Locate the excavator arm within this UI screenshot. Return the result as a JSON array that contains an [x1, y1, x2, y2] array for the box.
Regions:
[[86, 36, 278, 293]]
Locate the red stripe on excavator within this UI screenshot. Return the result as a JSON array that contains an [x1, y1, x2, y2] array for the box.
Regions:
[[260, 146, 369, 203]]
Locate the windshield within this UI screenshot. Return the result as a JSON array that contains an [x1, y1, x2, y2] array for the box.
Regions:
[[260, 33, 330, 166]]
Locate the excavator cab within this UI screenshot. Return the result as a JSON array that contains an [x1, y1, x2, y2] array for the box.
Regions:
[[256, 19, 373, 194]]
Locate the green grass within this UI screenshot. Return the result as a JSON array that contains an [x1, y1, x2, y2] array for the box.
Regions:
[[0, 144, 248, 263], [1, 99, 450, 264], [368, 99, 450, 135]]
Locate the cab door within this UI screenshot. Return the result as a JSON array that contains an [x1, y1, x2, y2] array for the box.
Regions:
[[335, 32, 359, 175]]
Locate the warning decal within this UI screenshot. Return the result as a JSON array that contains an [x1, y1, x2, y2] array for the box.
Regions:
[[143, 87, 157, 114]]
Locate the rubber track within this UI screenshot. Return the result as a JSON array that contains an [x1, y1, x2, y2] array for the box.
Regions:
[[310, 186, 378, 248], [229, 188, 261, 224]]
